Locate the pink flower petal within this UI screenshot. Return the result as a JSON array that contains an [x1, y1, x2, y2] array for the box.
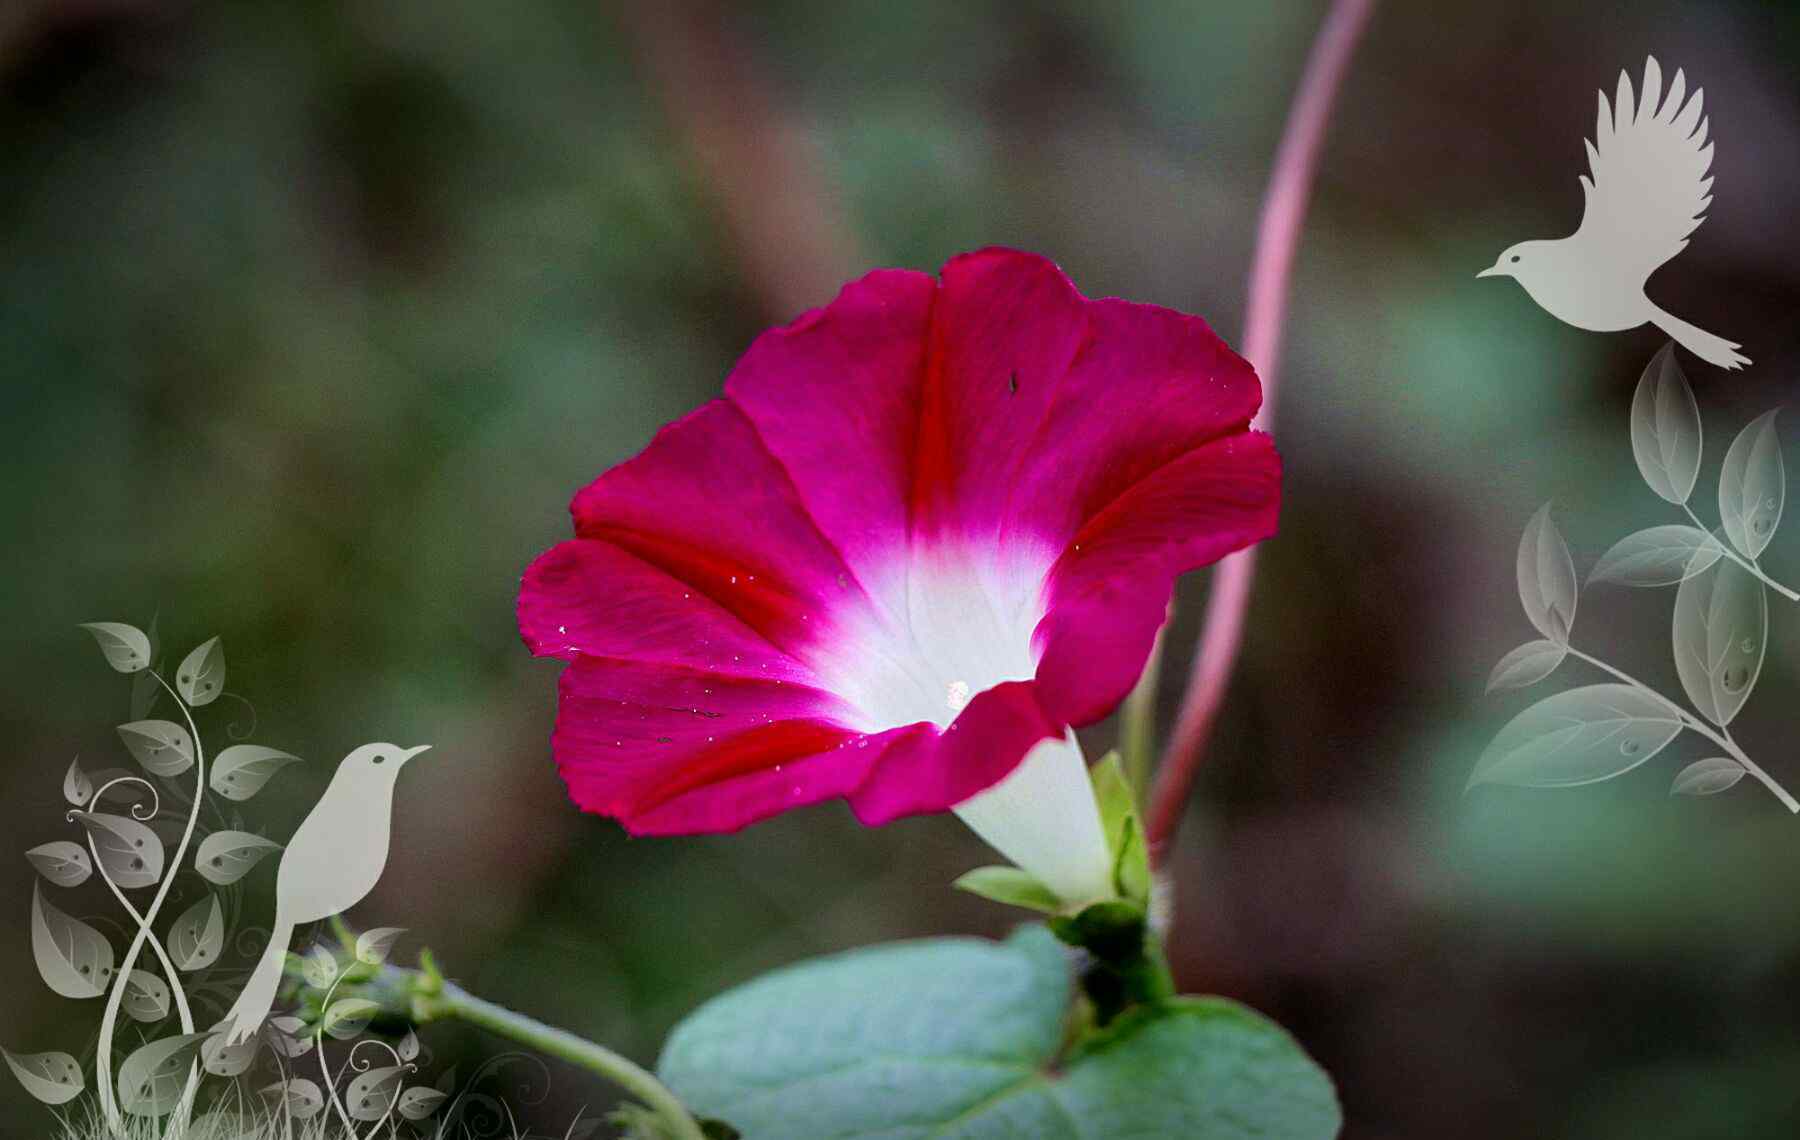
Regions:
[[520, 248, 1282, 837]]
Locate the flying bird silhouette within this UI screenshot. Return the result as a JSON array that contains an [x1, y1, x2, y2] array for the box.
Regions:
[[1479, 57, 1747, 370], [217, 742, 430, 1045]]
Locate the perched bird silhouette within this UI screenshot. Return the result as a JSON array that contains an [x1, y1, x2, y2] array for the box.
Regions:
[[217, 743, 430, 1044], [1479, 57, 1747, 370]]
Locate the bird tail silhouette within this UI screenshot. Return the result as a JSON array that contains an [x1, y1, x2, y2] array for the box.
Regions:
[[219, 919, 292, 1045], [1650, 305, 1750, 371]]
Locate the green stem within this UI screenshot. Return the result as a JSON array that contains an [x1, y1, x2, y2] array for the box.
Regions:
[[1566, 646, 1799, 813], [1120, 624, 1165, 801], [407, 958, 706, 1140]]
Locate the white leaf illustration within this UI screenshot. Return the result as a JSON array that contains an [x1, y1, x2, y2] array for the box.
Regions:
[[123, 969, 172, 1023], [1486, 640, 1568, 693], [1671, 757, 1746, 796], [1590, 525, 1723, 587], [63, 757, 93, 808], [1517, 504, 1578, 643], [1628, 344, 1702, 504], [260, 1077, 325, 1120], [303, 945, 340, 990], [79, 622, 152, 674], [31, 882, 114, 998], [264, 1017, 315, 1059], [210, 745, 303, 802], [355, 926, 407, 966], [195, 831, 281, 885], [25, 841, 93, 888], [1673, 559, 1766, 726], [70, 811, 165, 890], [116, 1032, 208, 1118], [201, 1032, 259, 1077], [1718, 410, 1784, 560], [397, 1028, 420, 1062], [117, 720, 195, 778], [176, 637, 227, 707], [168, 894, 224, 972], [2, 1048, 85, 1106], [345, 1065, 406, 1121], [397, 1085, 448, 1120], [1471, 684, 1682, 788], [323, 997, 379, 1041]]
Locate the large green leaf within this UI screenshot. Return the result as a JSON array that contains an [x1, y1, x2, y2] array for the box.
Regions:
[[658, 927, 1339, 1139]]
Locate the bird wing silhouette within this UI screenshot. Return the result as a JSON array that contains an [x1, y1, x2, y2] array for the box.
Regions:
[[1575, 57, 1715, 283]]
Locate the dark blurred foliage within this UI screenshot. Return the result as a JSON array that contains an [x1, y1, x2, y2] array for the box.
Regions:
[[4, 1, 1800, 1136]]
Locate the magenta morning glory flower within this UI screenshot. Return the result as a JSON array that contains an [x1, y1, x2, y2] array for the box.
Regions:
[[519, 248, 1279, 904]]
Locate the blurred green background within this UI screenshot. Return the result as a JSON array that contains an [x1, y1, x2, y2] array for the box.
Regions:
[[5, 1, 1800, 1135]]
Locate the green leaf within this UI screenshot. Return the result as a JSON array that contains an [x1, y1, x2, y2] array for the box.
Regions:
[[176, 637, 227, 707], [658, 927, 1339, 1140], [953, 866, 1061, 913], [1091, 752, 1150, 905]]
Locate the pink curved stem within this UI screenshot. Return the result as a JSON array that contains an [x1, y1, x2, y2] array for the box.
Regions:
[[1147, 0, 1375, 863]]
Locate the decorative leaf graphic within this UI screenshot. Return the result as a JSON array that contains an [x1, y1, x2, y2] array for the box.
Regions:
[[195, 831, 281, 885], [1629, 344, 1703, 504], [123, 969, 172, 1023], [434, 1065, 458, 1095], [2, 1048, 85, 1106], [210, 745, 303, 802], [1671, 757, 1746, 796], [303, 945, 339, 990], [116, 1032, 208, 1117], [117, 720, 195, 778], [63, 757, 93, 808], [261, 1077, 325, 1120], [345, 1065, 406, 1121], [1486, 640, 1568, 693], [355, 926, 407, 966], [1673, 560, 1766, 727], [397, 1028, 420, 1063], [1516, 504, 1578, 642], [176, 637, 226, 707], [1471, 684, 1682, 788], [80, 622, 152, 674], [31, 882, 114, 998], [69, 811, 165, 890], [201, 1032, 258, 1077], [323, 997, 379, 1041], [264, 1017, 315, 1059], [397, 1086, 448, 1120], [26, 841, 93, 888], [1590, 525, 1724, 587], [168, 894, 224, 971], [1719, 410, 1784, 560]]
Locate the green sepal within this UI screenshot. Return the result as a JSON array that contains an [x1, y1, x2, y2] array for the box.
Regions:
[[1090, 751, 1151, 906], [952, 865, 1062, 913]]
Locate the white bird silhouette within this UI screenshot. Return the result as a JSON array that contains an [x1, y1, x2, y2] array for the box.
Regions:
[[1479, 57, 1747, 370], [216, 742, 430, 1045]]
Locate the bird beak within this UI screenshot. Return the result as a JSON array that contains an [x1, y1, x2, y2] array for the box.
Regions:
[[399, 745, 432, 764], [1476, 264, 1503, 279]]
